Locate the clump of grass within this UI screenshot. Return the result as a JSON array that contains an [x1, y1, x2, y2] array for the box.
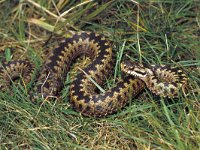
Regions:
[[0, 0, 199, 149]]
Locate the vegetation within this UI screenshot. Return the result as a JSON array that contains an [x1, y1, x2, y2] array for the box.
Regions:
[[0, 0, 199, 149]]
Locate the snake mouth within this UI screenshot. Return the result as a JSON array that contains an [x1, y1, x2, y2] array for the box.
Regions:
[[121, 60, 147, 78]]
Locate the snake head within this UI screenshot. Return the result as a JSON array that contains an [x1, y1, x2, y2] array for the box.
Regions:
[[121, 60, 151, 79]]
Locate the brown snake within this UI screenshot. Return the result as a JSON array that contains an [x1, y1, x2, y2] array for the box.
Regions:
[[0, 32, 187, 117]]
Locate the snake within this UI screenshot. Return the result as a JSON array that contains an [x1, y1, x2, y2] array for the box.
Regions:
[[0, 32, 187, 117]]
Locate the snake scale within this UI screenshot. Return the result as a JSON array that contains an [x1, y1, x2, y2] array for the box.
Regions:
[[0, 32, 187, 117]]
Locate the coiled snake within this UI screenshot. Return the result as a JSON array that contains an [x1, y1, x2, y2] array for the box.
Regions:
[[0, 32, 187, 117]]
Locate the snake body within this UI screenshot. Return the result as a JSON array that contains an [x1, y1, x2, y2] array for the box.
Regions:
[[0, 32, 187, 117]]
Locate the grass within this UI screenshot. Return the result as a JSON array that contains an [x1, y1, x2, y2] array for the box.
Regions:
[[0, 0, 199, 149]]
